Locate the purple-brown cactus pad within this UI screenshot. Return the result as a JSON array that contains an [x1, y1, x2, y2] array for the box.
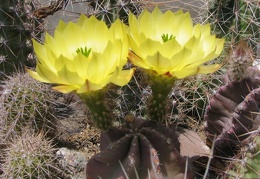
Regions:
[[86, 118, 193, 179], [205, 77, 260, 157]]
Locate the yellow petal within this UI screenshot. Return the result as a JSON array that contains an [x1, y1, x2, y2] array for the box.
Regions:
[[128, 51, 149, 69], [170, 47, 192, 69], [139, 10, 156, 39], [36, 63, 61, 83], [77, 80, 103, 93], [111, 69, 135, 86], [57, 66, 84, 85], [173, 68, 198, 79], [52, 85, 78, 93], [176, 12, 193, 45], [26, 68, 50, 83], [197, 64, 222, 74], [161, 39, 182, 58], [214, 38, 225, 56], [128, 7, 224, 79], [32, 39, 47, 62], [139, 38, 162, 57], [147, 52, 173, 74]]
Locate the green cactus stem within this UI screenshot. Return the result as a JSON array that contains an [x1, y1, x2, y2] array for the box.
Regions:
[[146, 71, 176, 123], [78, 89, 114, 130]]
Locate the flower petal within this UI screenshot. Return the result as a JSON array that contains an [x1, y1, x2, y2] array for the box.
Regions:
[[28, 14, 133, 94], [128, 7, 224, 79], [111, 69, 135, 86]]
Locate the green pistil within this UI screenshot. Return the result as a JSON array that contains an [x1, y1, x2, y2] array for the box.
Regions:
[[76, 47, 91, 57], [161, 34, 174, 43]]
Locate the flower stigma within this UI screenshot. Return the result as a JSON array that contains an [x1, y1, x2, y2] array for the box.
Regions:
[[76, 47, 91, 57], [161, 34, 174, 43]]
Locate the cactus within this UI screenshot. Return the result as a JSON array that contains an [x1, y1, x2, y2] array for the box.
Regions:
[[171, 71, 224, 122], [86, 116, 193, 178], [205, 75, 260, 157], [227, 40, 257, 82], [0, 0, 43, 75], [208, 0, 259, 56], [224, 133, 260, 178], [36, 0, 147, 27], [1, 131, 61, 178], [0, 72, 58, 140], [205, 36, 260, 157], [88, 0, 146, 25], [171, 39, 256, 123], [108, 68, 150, 124], [79, 89, 115, 130]]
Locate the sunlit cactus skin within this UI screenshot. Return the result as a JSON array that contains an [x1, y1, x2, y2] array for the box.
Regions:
[[86, 117, 193, 179], [0, 0, 43, 75], [205, 75, 260, 157]]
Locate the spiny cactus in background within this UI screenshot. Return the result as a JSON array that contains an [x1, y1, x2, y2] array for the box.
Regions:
[[205, 35, 260, 156], [0, 73, 58, 141], [224, 132, 260, 178], [227, 40, 257, 82], [208, 0, 259, 57], [205, 75, 260, 157], [86, 117, 193, 179], [1, 131, 61, 178], [0, 0, 43, 76], [208, 0, 235, 37], [88, 0, 146, 24], [170, 72, 224, 122], [108, 68, 150, 125]]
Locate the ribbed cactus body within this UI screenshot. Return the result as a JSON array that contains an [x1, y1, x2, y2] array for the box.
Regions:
[[86, 118, 193, 178], [205, 76, 260, 157]]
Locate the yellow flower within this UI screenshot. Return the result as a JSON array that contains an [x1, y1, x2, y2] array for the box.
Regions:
[[128, 7, 224, 78], [27, 15, 134, 93]]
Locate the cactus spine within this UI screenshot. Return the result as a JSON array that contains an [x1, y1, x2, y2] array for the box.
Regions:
[[0, 73, 57, 140], [0, 0, 43, 75], [1, 131, 60, 178], [208, 0, 259, 55]]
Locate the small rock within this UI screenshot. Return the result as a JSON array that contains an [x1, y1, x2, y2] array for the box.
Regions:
[[56, 148, 88, 179]]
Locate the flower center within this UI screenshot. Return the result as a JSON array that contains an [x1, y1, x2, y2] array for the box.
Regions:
[[161, 34, 174, 43], [76, 47, 91, 57]]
